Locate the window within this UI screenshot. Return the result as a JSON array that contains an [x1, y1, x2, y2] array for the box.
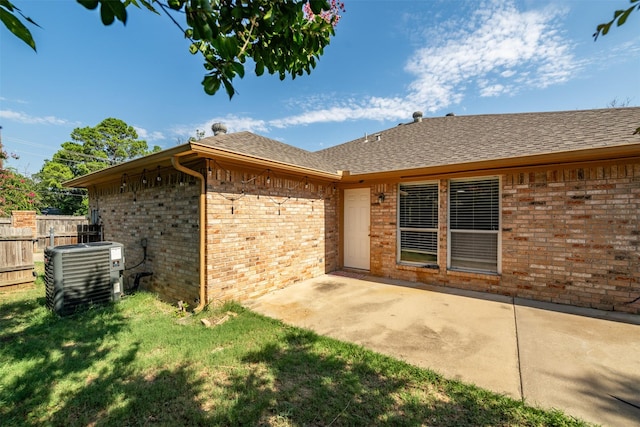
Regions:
[[398, 182, 438, 265], [448, 177, 500, 273]]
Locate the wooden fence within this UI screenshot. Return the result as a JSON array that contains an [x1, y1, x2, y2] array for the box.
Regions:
[[35, 215, 94, 249], [0, 212, 103, 292], [0, 227, 35, 290]]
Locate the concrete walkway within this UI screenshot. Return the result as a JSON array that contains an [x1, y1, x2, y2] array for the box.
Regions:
[[245, 273, 640, 427]]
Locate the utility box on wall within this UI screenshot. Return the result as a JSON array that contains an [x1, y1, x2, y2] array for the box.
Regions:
[[45, 242, 124, 315]]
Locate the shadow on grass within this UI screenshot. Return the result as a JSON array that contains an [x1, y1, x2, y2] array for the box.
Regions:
[[1, 295, 586, 426], [0, 295, 126, 424], [208, 327, 578, 426], [47, 361, 210, 426], [0, 295, 209, 426]]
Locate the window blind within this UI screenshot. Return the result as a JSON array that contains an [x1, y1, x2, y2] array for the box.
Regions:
[[449, 178, 499, 272], [398, 182, 438, 264], [449, 178, 499, 231], [399, 183, 438, 228]]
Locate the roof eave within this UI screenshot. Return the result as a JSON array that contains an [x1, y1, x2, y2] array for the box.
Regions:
[[64, 144, 193, 188], [65, 141, 341, 189], [339, 143, 640, 183], [189, 141, 340, 181]]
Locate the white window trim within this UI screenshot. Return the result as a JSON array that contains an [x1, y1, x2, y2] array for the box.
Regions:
[[396, 181, 439, 267], [447, 176, 501, 275]]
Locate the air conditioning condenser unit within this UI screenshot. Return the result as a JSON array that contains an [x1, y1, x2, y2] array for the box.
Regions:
[[45, 242, 124, 315]]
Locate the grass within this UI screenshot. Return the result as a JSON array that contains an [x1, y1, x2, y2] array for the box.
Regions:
[[0, 264, 593, 426]]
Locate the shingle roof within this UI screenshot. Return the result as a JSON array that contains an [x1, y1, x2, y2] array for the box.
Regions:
[[316, 107, 640, 175], [65, 108, 640, 188], [197, 131, 337, 173]]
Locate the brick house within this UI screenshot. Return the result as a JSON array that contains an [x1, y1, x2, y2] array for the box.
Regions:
[[66, 107, 640, 313]]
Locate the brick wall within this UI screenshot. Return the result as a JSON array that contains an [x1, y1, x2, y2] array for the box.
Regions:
[[502, 161, 640, 313], [205, 165, 338, 303], [89, 169, 201, 304], [368, 160, 640, 314], [88, 163, 339, 306], [11, 210, 36, 238]]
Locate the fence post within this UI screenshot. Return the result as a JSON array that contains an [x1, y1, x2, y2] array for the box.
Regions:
[[49, 227, 55, 247]]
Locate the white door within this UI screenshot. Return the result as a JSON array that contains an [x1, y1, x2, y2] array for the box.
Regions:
[[344, 188, 370, 270]]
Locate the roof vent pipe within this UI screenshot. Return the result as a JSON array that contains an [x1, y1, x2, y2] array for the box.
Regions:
[[412, 111, 423, 123], [211, 123, 227, 136]]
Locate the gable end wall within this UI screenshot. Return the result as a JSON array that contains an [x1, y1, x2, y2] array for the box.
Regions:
[[205, 166, 338, 302]]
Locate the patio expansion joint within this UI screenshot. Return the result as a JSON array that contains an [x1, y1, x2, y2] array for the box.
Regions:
[[512, 298, 525, 402]]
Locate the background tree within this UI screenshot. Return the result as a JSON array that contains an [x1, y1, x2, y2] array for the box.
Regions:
[[2, 0, 344, 97], [0, 168, 40, 216], [36, 118, 160, 215], [0, 146, 41, 216]]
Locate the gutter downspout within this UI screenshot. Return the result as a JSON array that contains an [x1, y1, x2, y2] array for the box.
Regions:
[[171, 155, 206, 312]]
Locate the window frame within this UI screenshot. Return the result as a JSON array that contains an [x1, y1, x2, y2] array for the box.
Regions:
[[447, 176, 501, 274], [397, 181, 439, 267]]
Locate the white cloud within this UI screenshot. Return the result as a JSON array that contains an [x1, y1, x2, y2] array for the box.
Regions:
[[479, 83, 508, 97], [269, 96, 413, 128], [171, 114, 269, 140], [405, 0, 576, 109], [134, 126, 165, 141], [0, 97, 28, 104], [0, 109, 75, 126], [210, 115, 269, 134]]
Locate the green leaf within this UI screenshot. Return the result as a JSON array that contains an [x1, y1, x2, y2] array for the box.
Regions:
[[167, 0, 184, 11], [99, 2, 115, 25], [202, 75, 221, 95], [231, 61, 245, 78], [129, 0, 158, 14], [201, 22, 213, 40], [0, 1, 15, 11], [77, 0, 99, 10], [222, 78, 235, 99], [617, 7, 634, 26], [215, 36, 231, 59], [221, 63, 235, 80], [103, 0, 128, 24], [0, 7, 36, 50], [309, 0, 329, 15], [231, 5, 244, 20], [255, 60, 265, 76]]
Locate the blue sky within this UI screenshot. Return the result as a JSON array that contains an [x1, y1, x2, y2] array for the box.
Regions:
[[2, 0, 639, 176]]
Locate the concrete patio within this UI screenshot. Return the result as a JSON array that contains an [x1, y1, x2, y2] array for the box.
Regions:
[[245, 272, 640, 427]]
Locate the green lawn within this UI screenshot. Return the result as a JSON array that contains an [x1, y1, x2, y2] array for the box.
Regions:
[[0, 266, 591, 426]]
